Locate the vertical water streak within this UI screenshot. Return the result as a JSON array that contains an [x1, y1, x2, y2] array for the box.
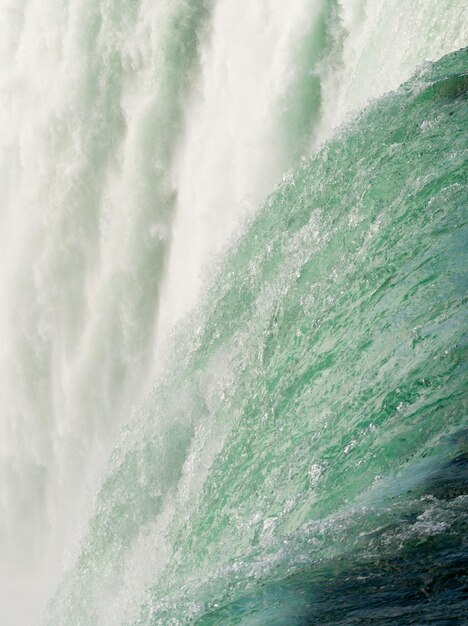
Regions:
[[0, 0, 211, 622]]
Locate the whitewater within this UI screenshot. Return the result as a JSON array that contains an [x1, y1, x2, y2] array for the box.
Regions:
[[0, 1, 466, 624]]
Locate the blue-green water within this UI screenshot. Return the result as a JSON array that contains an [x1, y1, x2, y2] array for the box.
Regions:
[[43, 48, 468, 625]]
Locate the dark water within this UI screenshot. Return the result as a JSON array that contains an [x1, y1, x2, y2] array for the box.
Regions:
[[198, 443, 468, 625]]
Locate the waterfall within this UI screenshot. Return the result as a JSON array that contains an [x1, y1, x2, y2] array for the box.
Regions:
[[0, 2, 466, 624]]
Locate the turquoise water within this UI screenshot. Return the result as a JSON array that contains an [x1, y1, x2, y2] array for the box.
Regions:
[[43, 48, 468, 625]]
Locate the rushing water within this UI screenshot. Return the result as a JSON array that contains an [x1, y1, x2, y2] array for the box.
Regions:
[[0, 2, 466, 625]]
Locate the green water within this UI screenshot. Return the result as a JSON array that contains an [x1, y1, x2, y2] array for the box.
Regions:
[[45, 48, 468, 625]]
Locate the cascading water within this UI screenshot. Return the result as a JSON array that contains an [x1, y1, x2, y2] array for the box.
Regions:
[[0, 2, 466, 625]]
